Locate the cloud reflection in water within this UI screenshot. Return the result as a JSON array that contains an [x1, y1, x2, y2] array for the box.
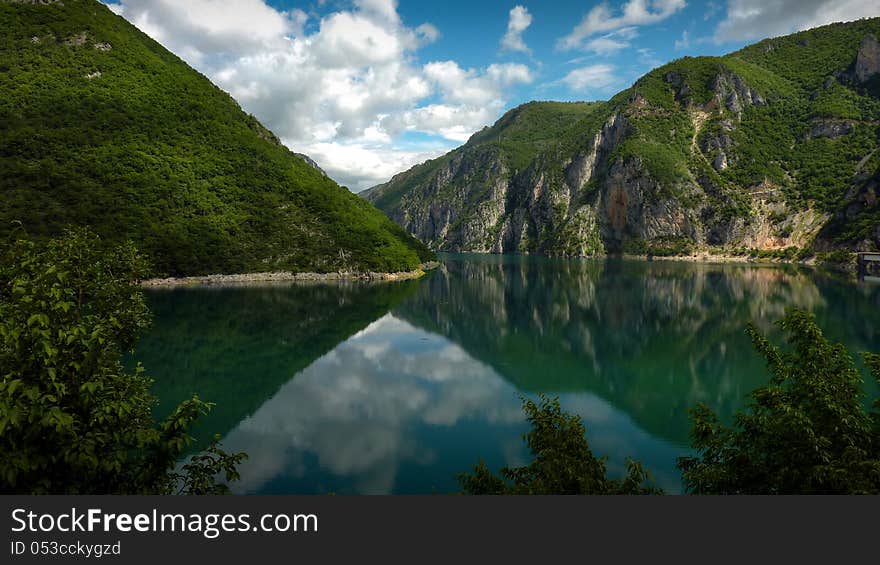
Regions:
[[221, 314, 683, 494]]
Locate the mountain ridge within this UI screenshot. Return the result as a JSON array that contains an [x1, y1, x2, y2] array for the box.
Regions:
[[364, 18, 880, 261]]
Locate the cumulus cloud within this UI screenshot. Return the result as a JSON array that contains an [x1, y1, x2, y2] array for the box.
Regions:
[[107, 0, 302, 65], [561, 64, 620, 92], [293, 141, 448, 191], [714, 0, 880, 43], [558, 0, 687, 51], [424, 61, 533, 105], [500, 5, 533, 53], [105, 0, 532, 191]]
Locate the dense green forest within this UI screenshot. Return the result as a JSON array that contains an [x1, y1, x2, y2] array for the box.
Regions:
[[0, 0, 433, 277]]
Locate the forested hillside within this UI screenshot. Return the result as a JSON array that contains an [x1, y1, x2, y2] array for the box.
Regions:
[[0, 0, 433, 276]]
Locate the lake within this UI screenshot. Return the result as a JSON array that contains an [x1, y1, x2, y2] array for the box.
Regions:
[[134, 254, 880, 494]]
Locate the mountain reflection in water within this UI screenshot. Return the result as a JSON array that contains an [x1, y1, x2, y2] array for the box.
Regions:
[[139, 255, 880, 494]]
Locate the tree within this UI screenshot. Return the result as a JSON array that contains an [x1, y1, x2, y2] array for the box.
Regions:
[[678, 308, 880, 494], [0, 228, 245, 494], [459, 395, 661, 494]]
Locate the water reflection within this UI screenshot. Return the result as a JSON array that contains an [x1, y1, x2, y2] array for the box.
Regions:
[[220, 315, 683, 494], [135, 280, 419, 445], [138, 255, 880, 494], [397, 256, 880, 443], [221, 316, 524, 494]]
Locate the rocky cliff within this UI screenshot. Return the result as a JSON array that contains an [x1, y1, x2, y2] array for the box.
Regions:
[[364, 19, 880, 258]]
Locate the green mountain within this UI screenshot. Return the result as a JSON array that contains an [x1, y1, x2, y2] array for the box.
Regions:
[[0, 0, 433, 277], [363, 19, 880, 259]]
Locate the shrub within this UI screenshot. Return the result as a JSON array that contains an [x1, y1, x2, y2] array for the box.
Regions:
[[458, 395, 661, 495], [677, 308, 880, 494], [0, 228, 245, 494]]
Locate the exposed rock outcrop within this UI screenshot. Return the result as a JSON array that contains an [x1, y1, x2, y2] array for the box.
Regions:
[[64, 32, 87, 46], [803, 119, 855, 140], [293, 153, 327, 177], [709, 71, 766, 117], [855, 34, 880, 83]]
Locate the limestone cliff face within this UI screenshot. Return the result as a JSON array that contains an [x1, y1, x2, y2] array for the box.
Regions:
[[855, 34, 880, 83], [364, 21, 880, 257]]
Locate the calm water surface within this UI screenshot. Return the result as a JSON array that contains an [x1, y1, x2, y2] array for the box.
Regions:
[[134, 254, 880, 494]]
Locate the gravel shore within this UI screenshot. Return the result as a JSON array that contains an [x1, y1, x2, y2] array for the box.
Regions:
[[140, 261, 440, 288]]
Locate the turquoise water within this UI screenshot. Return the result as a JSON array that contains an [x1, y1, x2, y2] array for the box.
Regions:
[[135, 254, 880, 494]]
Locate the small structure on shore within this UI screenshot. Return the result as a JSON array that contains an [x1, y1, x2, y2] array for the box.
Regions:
[[857, 252, 880, 281]]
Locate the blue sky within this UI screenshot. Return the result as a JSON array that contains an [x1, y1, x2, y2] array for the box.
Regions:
[[106, 0, 880, 190]]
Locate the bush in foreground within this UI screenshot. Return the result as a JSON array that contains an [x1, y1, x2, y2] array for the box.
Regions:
[[458, 395, 661, 494], [0, 228, 245, 494], [678, 308, 880, 494]]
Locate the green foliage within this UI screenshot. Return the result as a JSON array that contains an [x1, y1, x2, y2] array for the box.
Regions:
[[677, 308, 880, 494], [622, 236, 694, 257], [834, 209, 880, 244], [0, 0, 432, 277], [749, 246, 801, 260], [170, 436, 247, 495], [458, 395, 661, 494], [735, 21, 880, 90], [815, 249, 857, 267], [0, 228, 245, 494], [467, 101, 603, 171], [646, 237, 695, 257]]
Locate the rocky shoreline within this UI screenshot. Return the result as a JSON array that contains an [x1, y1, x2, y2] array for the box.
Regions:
[[620, 253, 804, 265], [140, 261, 441, 288]]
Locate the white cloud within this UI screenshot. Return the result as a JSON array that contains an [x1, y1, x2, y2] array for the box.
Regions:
[[311, 12, 408, 68], [423, 61, 533, 106], [674, 29, 690, 50], [415, 22, 441, 44], [583, 26, 639, 55], [107, 0, 531, 191], [108, 0, 300, 58], [383, 104, 501, 143], [354, 0, 401, 25], [714, 0, 880, 42], [293, 140, 450, 191], [561, 64, 619, 92], [501, 5, 533, 53], [558, 0, 687, 51], [704, 1, 721, 21]]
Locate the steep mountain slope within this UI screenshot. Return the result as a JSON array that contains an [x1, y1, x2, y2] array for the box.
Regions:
[[364, 19, 880, 258], [0, 0, 433, 277]]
